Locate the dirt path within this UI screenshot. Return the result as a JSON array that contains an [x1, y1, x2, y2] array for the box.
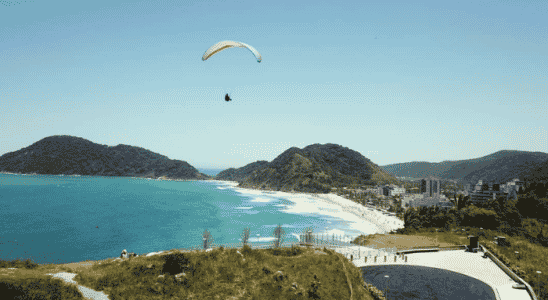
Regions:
[[355, 233, 465, 250]]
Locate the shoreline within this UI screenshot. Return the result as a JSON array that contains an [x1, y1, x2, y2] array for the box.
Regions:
[[0, 171, 213, 182], [229, 184, 404, 241]]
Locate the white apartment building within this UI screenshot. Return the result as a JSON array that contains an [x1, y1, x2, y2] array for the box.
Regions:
[[466, 178, 524, 204], [381, 184, 406, 197]]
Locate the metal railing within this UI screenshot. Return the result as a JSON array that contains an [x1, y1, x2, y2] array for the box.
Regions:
[[297, 233, 355, 249], [191, 233, 358, 252], [193, 240, 302, 252]]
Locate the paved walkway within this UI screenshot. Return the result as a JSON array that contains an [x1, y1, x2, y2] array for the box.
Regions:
[[46, 272, 110, 300], [329, 246, 532, 300]]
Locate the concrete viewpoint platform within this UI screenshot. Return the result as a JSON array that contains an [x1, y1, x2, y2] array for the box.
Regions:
[[329, 246, 533, 300]]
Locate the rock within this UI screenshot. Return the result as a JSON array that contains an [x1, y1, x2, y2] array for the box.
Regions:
[[274, 270, 287, 282]]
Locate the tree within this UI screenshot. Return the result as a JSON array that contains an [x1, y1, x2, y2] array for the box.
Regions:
[[457, 195, 469, 210], [460, 206, 499, 229], [202, 229, 214, 250], [273, 224, 286, 248], [241, 227, 251, 247]]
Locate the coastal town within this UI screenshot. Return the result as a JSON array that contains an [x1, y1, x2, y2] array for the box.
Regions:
[[331, 177, 527, 222]]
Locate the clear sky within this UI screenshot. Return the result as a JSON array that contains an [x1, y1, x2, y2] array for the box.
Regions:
[[1, 0, 547, 169]]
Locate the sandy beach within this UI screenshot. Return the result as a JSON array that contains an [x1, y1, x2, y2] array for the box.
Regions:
[[228, 182, 404, 240], [311, 193, 404, 233]]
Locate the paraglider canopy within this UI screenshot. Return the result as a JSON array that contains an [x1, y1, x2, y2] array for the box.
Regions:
[[202, 41, 262, 63], [225, 93, 231, 101]]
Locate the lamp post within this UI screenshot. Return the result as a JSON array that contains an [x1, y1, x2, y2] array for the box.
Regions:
[[537, 271, 542, 298], [384, 275, 390, 299]]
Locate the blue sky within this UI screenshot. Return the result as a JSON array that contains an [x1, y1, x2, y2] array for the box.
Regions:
[[1, 0, 547, 169]]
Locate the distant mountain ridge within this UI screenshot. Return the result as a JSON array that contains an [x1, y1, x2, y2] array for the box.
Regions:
[[381, 150, 548, 184], [220, 143, 399, 193], [0, 135, 210, 180]]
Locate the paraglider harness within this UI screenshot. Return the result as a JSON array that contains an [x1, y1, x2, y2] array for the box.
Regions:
[[225, 93, 231, 101]]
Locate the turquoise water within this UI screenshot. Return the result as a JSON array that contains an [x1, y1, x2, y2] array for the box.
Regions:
[[0, 173, 387, 265]]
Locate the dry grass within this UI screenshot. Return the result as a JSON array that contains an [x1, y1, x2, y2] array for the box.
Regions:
[[352, 233, 464, 250]]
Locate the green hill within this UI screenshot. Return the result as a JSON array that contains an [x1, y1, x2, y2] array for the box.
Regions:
[[236, 143, 399, 193], [0, 135, 210, 180], [215, 160, 269, 182]]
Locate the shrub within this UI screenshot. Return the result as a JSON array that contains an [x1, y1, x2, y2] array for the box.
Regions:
[[242, 244, 253, 255]]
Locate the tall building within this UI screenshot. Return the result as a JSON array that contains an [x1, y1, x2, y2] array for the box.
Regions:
[[421, 177, 440, 197]]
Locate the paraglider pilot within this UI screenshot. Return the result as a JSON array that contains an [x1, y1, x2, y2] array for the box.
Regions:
[[225, 93, 231, 101]]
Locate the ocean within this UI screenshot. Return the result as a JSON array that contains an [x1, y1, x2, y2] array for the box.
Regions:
[[0, 173, 395, 265]]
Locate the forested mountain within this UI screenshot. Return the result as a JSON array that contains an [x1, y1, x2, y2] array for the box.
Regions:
[[0, 135, 210, 180], [215, 160, 269, 182], [236, 143, 399, 193], [380, 161, 460, 179], [522, 158, 548, 183], [381, 150, 548, 184]]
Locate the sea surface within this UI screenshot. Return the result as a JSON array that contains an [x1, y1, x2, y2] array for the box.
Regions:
[[1, 173, 391, 265]]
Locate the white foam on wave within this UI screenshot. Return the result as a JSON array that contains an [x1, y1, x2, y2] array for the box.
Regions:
[[233, 188, 264, 196], [238, 236, 277, 243], [235, 206, 253, 210], [250, 197, 271, 203]]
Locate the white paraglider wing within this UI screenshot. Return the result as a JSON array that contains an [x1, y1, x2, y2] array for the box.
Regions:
[[202, 41, 262, 63]]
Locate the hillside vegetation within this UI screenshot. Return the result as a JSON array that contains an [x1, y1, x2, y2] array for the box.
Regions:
[[234, 143, 399, 193], [381, 150, 548, 184], [0, 135, 210, 180], [215, 160, 269, 182], [1, 229, 376, 300]]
